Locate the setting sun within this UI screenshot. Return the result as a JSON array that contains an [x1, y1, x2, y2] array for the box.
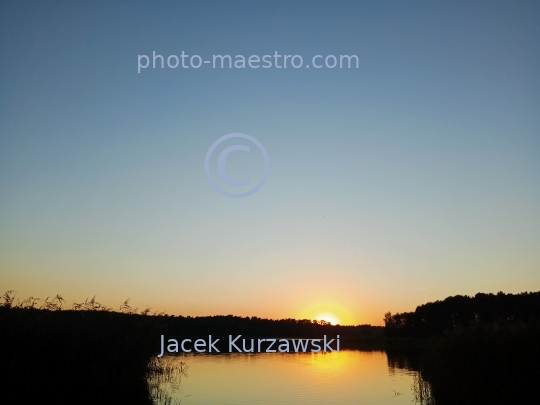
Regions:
[[297, 301, 355, 325], [315, 313, 340, 325]]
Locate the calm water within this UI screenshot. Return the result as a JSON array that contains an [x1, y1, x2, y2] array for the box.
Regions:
[[151, 350, 421, 405]]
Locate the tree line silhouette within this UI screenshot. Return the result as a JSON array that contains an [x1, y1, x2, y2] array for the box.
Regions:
[[157, 314, 378, 338], [383, 291, 540, 337]]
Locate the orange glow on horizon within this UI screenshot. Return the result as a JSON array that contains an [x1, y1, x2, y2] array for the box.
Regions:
[[314, 312, 340, 325]]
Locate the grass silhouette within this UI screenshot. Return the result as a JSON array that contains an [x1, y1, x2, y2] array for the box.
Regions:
[[0, 291, 184, 404]]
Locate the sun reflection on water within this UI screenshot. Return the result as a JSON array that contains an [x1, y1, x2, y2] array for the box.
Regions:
[[153, 350, 417, 405]]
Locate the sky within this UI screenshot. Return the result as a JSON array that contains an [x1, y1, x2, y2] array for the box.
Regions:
[[1, 0, 539, 325]]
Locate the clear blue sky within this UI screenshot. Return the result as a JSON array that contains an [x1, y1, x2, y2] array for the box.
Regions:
[[1, 1, 539, 324]]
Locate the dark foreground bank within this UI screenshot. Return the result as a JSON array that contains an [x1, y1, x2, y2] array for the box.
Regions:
[[0, 305, 165, 403], [386, 292, 540, 405], [414, 323, 540, 405]]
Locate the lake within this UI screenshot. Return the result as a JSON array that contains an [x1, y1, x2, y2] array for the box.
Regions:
[[150, 350, 422, 405]]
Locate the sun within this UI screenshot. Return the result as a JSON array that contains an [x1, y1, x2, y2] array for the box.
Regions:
[[315, 312, 340, 325]]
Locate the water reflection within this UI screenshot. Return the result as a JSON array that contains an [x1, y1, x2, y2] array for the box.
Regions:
[[150, 350, 423, 405], [386, 350, 421, 372]]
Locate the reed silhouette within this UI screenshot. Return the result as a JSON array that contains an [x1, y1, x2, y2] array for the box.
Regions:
[[0, 291, 184, 403]]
